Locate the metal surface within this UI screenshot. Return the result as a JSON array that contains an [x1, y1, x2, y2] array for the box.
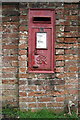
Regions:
[[28, 8, 55, 73]]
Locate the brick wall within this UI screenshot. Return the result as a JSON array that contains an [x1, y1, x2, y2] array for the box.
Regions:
[[2, 2, 80, 113], [0, 2, 2, 118], [2, 3, 19, 107]]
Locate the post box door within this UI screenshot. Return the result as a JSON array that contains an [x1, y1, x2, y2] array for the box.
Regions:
[[28, 27, 54, 73]]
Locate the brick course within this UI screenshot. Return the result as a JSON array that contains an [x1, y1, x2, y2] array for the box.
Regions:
[[2, 2, 80, 113]]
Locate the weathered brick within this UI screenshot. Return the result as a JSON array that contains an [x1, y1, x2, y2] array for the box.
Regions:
[[56, 49, 64, 54], [65, 66, 78, 72], [38, 103, 46, 108], [3, 45, 18, 49], [64, 32, 78, 37], [12, 61, 18, 67], [56, 67, 64, 73], [65, 55, 78, 60], [2, 16, 19, 22], [19, 50, 27, 55], [19, 97, 36, 102], [65, 49, 78, 54], [2, 79, 18, 84], [3, 67, 17, 72], [28, 103, 37, 108], [3, 56, 18, 61], [64, 4, 78, 9], [18, 55, 27, 61], [2, 2, 79, 112], [19, 43, 27, 49], [47, 102, 64, 107], [19, 68, 27, 73], [56, 38, 64, 43], [19, 92, 27, 97], [38, 97, 52, 102], [3, 33, 19, 39], [56, 97, 65, 102], [64, 38, 77, 43], [19, 73, 28, 78], [65, 26, 78, 32], [19, 80, 27, 85], [65, 15, 78, 20], [56, 55, 64, 60], [56, 61, 64, 66]]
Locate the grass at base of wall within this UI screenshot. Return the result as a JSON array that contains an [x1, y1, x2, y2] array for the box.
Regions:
[[2, 107, 79, 119]]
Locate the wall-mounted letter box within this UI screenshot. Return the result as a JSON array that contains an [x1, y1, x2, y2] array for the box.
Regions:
[[28, 8, 55, 73]]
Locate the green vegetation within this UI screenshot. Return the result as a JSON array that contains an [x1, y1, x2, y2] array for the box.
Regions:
[[2, 107, 79, 119]]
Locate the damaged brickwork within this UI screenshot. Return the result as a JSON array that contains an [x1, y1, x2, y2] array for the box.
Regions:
[[2, 2, 80, 113]]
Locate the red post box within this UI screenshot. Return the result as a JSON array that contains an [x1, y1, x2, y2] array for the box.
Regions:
[[28, 8, 55, 73]]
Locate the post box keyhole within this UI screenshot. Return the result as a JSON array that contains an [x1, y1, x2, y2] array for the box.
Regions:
[[40, 28, 44, 32]]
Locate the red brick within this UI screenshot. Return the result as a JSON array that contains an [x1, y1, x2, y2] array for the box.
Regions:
[[18, 61, 27, 67], [65, 55, 78, 60], [19, 80, 26, 85], [56, 9, 64, 14], [19, 92, 26, 97], [65, 60, 77, 66], [55, 44, 65, 49], [19, 74, 28, 78], [65, 15, 78, 20], [3, 22, 19, 26], [47, 102, 63, 107], [3, 38, 19, 44], [38, 103, 46, 107], [28, 91, 45, 97], [64, 38, 77, 43], [18, 55, 27, 61], [38, 97, 51, 102], [56, 55, 64, 60], [56, 67, 64, 72], [19, 44, 27, 49], [65, 49, 78, 54], [2, 73, 14, 78], [3, 67, 17, 72], [56, 38, 64, 43], [64, 44, 78, 49], [3, 89, 17, 96], [64, 4, 78, 9], [3, 16, 19, 22], [65, 26, 78, 32], [56, 97, 65, 102], [19, 97, 36, 102], [19, 26, 27, 31], [20, 15, 28, 20], [12, 61, 18, 66], [64, 32, 78, 37], [19, 50, 27, 55], [68, 90, 78, 95], [64, 21, 70, 25], [64, 72, 78, 77], [65, 66, 78, 72], [28, 103, 37, 108], [19, 68, 27, 73], [56, 73, 65, 79], [3, 56, 18, 61], [2, 79, 18, 84], [3, 33, 19, 39], [3, 5, 18, 9]]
